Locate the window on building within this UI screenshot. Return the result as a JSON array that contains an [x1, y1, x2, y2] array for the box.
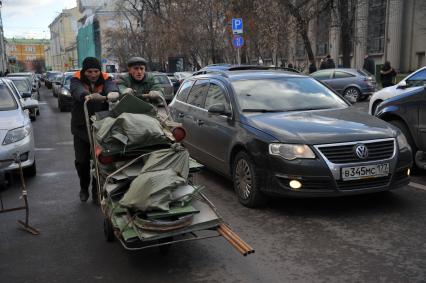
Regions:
[[9, 45, 16, 52], [25, 46, 35, 53], [367, 0, 386, 54], [316, 10, 330, 56]]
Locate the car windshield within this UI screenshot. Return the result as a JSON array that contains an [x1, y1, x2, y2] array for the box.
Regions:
[[63, 76, 72, 88], [154, 75, 170, 84], [10, 79, 29, 93], [232, 77, 348, 112], [47, 72, 61, 80], [0, 84, 17, 111]]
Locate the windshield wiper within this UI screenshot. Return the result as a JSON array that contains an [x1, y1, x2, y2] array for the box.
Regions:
[[242, 109, 285, 113], [286, 107, 330, 112]]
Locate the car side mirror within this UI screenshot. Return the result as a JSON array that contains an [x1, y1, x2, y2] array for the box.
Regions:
[[21, 92, 32, 98], [396, 80, 407, 89], [208, 103, 231, 117]]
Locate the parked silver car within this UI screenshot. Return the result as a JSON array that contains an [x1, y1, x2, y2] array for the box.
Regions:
[[4, 77, 39, 121], [0, 79, 36, 176], [311, 68, 376, 101]]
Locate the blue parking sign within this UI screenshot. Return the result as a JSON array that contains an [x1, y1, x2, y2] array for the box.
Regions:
[[232, 35, 244, 48], [232, 18, 243, 34]]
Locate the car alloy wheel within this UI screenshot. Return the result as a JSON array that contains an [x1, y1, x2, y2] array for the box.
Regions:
[[344, 87, 360, 102], [235, 158, 252, 200], [232, 151, 267, 208]]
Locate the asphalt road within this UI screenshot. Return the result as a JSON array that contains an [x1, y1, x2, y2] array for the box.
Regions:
[[1, 86, 425, 283]]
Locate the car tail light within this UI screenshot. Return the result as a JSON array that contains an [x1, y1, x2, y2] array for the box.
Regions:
[[98, 154, 114, 165], [94, 144, 115, 164], [172, 127, 186, 142]]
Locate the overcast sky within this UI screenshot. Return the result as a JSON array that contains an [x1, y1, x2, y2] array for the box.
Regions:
[[2, 0, 77, 39]]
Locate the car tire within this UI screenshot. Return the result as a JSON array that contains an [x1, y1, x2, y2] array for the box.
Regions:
[[103, 218, 115, 242], [30, 110, 36, 121], [24, 160, 37, 177], [343, 87, 361, 102], [232, 151, 267, 208], [371, 100, 382, 115], [58, 99, 65, 112], [389, 120, 417, 156]]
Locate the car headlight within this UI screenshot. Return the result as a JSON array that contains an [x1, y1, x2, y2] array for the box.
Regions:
[[60, 89, 71, 96], [396, 133, 410, 150], [2, 124, 32, 145], [269, 143, 316, 160]]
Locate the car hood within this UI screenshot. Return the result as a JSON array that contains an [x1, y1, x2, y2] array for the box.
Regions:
[[372, 84, 423, 101], [0, 109, 26, 130], [242, 107, 397, 145]]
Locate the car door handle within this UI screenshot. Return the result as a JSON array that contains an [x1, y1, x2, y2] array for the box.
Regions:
[[178, 113, 185, 118], [197, 119, 204, 125]]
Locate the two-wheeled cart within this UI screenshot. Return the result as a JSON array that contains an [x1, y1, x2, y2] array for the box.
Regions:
[[84, 93, 254, 255]]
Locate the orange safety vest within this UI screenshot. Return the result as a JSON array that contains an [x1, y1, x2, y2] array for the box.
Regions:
[[73, 71, 110, 93]]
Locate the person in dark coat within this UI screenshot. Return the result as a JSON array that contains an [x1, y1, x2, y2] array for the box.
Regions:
[[363, 54, 375, 75], [308, 61, 317, 74], [325, 54, 335, 69], [287, 63, 294, 69], [380, 61, 397, 88], [70, 57, 119, 203], [319, 58, 327, 70]]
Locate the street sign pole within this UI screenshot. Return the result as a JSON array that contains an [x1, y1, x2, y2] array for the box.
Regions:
[[232, 18, 244, 65]]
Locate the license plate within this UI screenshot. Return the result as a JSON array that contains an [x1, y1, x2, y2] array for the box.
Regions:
[[341, 163, 389, 181]]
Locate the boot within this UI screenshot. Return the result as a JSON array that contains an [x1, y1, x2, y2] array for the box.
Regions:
[[91, 186, 99, 205], [79, 189, 89, 202]]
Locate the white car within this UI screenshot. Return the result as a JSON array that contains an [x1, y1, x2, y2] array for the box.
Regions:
[[0, 79, 36, 176], [369, 66, 426, 115]]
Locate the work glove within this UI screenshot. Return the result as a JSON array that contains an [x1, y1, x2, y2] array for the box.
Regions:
[[107, 92, 119, 102], [85, 93, 106, 101], [147, 90, 162, 100], [122, 88, 135, 96]]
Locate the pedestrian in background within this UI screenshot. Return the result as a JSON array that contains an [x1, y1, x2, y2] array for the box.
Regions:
[[308, 61, 317, 74], [380, 61, 397, 88], [70, 57, 119, 204], [319, 58, 327, 70], [325, 54, 335, 69], [363, 54, 375, 75]]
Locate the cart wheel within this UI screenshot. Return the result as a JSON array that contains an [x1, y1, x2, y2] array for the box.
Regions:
[[103, 218, 115, 242], [158, 237, 173, 255]]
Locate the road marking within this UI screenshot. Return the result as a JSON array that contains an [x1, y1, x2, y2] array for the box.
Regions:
[[409, 182, 426, 191], [37, 102, 48, 105], [40, 171, 69, 177], [35, 148, 55, 151], [56, 141, 73, 145]]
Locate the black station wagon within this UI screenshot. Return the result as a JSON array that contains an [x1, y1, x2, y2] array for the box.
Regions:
[[169, 68, 413, 208]]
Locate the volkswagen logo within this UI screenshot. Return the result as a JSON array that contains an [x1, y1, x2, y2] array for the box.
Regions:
[[355, 144, 369, 159]]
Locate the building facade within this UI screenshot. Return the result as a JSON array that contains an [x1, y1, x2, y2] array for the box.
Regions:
[[49, 7, 81, 71], [76, 0, 120, 72], [0, 4, 8, 74], [289, 0, 426, 74], [6, 38, 49, 72]]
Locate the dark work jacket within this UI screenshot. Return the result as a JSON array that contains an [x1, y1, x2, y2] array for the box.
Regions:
[[381, 68, 396, 88], [70, 71, 118, 142]]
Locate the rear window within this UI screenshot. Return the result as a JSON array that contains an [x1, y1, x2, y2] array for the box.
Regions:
[[153, 75, 170, 84], [334, 71, 354, 79], [0, 84, 18, 111], [176, 80, 194, 102], [10, 79, 29, 93], [311, 70, 333, 80], [186, 80, 209, 108]]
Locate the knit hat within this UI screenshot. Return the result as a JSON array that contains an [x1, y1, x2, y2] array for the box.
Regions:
[[82, 57, 101, 73]]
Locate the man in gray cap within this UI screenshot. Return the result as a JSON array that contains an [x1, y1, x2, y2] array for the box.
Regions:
[[117, 57, 164, 102]]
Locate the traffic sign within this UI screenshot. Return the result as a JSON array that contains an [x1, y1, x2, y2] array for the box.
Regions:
[[232, 18, 243, 34], [232, 35, 244, 48]]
